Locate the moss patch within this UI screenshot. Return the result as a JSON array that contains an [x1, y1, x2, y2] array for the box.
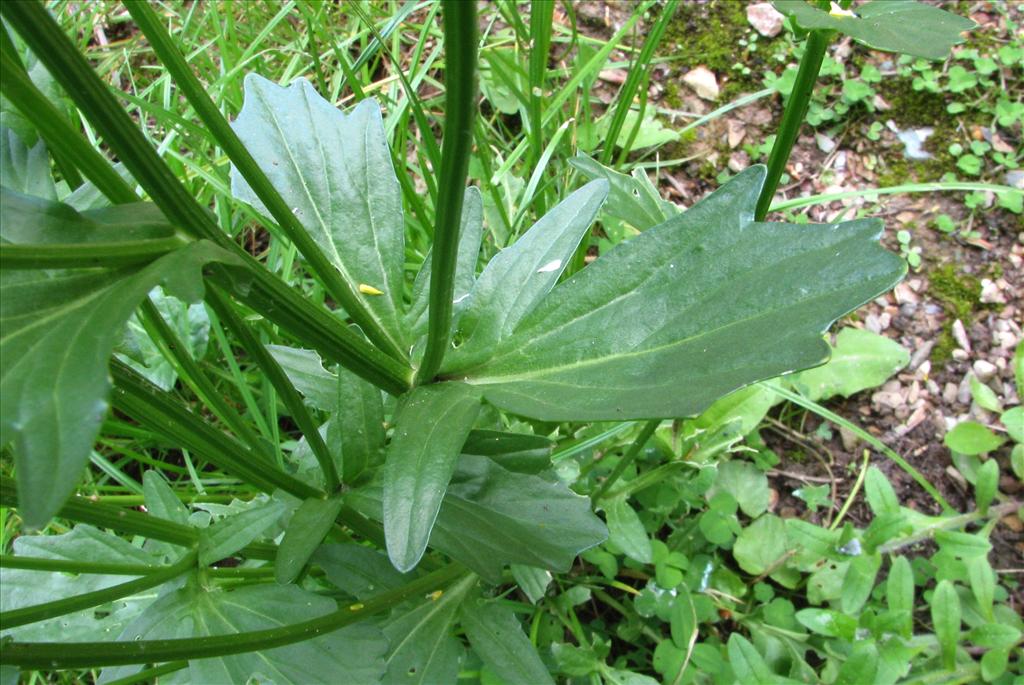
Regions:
[[875, 78, 965, 183], [929, 263, 982, 362], [660, 0, 777, 101]]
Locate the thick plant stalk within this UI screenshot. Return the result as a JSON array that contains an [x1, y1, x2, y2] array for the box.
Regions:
[[416, 0, 479, 384], [591, 420, 659, 503], [0, 50, 137, 205], [0, 26, 83, 189], [0, 550, 197, 629], [754, 29, 830, 221], [0, 564, 469, 668], [124, 0, 407, 364], [205, 287, 340, 493], [527, 0, 554, 177], [138, 297, 269, 458], [0, 476, 198, 548], [0, 1, 414, 396], [111, 362, 322, 501]]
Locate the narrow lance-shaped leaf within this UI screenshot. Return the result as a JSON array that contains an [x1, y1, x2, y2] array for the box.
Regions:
[[198, 498, 286, 566], [789, 327, 909, 401], [330, 366, 385, 484], [406, 186, 484, 339], [773, 0, 975, 61], [275, 494, 345, 585], [230, 75, 407, 350], [455, 166, 905, 421], [349, 455, 608, 583], [381, 574, 476, 685], [445, 179, 609, 372], [460, 596, 555, 685], [1, 193, 241, 527], [383, 383, 482, 572], [931, 579, 961, 670]]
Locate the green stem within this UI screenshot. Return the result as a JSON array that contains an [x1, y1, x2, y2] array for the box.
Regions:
[[877, 500, 1020, 555], [754, 29, 831, 222], [0, 564, 468, 668], [602, 0, 678, 165], [209, 265, 412, 396], [767, 383, 952, 512], [205, 287, 340, 493], [0, 49, 136, 204], [110, 362, 321, 501], [0, 476, 197, 548], [124, 0, 408, 364], [0, 29, 83, 189], [770, 181, 1021, 212], [0, 550, 197, 629], [138, 297, 267, 458], [105, 661, 188, 685], [0, 555, 162, 576], [416, 0, 478, 384], [527, 0, 554, 180], [0, 1, 414, 397], [0, 236, 188, 270], [591, 420, 660, 503]]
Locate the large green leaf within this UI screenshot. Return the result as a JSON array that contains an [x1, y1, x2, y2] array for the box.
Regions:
[[773, 0, 975, 61], [198, 497, 286, 566], [275, 494, 345, 584], [381, 574, 475, 685], [406, 187, 484, 339], [230, 75, 406, 347], [383, 382, 482, 572], [445, 180, 609, 371], [789, 327, 909, 401], [117, 286, 210, 391], [1, 127, 56, 200], [569, 154, 677, 233], [349, 455, 608, 583], [0, 192, 239, 526], [456, 166, 905, 421], [1, 526, 163, 642], [103, 582, 387, 684], [1, 187, 173, 249], [266, 344, 338, 411], [314, 543, 410, 600], [460, 596, 554, 685], [331, 366, 386, 483]]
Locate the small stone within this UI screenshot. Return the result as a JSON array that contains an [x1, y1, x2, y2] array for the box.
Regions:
[[865, 313, 882, 334], [1001, 515, 1024, 533], [926, 379, 940, 396], [907, 381, 920, 405], [896, 127, 934, 160], [909, 342, 934, 371], [746, 2, 784, 37], [952, 349, 969, 362], [727, 119, 746, 148], [683, 66, 719, 101], [972, 359, 997, 382], [816, 132, 837, 153], [878, 312, 891, 330], [839, 426, 861, 451], [980, 278, 1006, 304], [952, 319, 971, 352], [956, 376, 972, 405], [1005, 169, 1024, 190], [943, 382, 959, 404], [728, 151, 749, 173]]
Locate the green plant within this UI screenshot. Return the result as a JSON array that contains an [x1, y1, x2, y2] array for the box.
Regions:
[[2, 1, 1020, 683]]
